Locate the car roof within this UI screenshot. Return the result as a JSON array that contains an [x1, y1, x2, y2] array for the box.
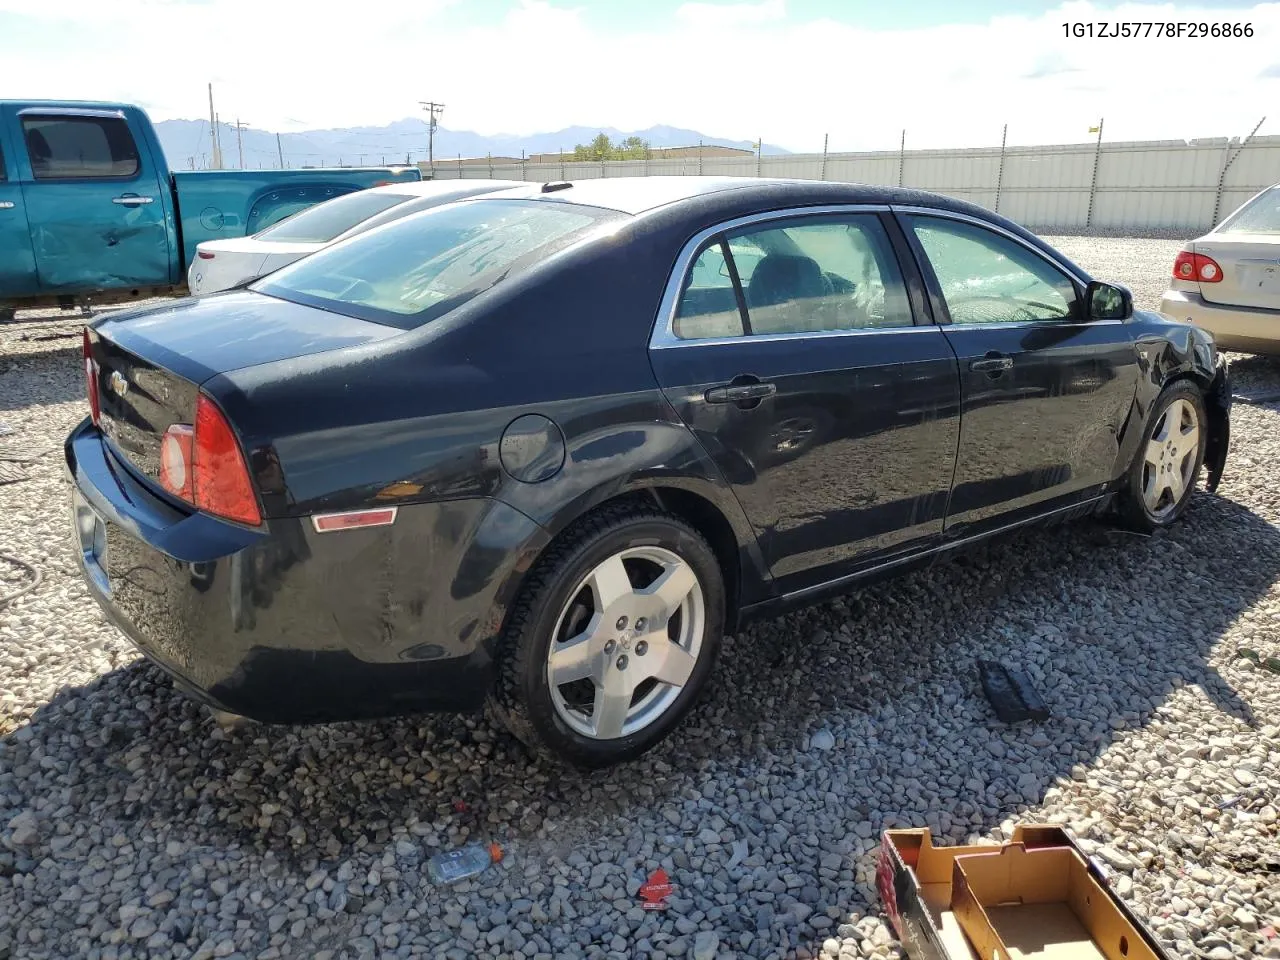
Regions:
[[479, 175, 990, 218], [374, 178, 530, 198]]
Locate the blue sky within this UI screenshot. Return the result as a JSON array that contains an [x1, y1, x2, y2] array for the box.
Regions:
[[1, 0, 1277, 152]]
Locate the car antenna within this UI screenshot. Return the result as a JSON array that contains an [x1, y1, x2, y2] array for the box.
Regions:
[[541, 181, 573, 193]]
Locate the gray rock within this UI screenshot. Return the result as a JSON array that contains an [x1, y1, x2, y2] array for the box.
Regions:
[[129, 917, 157, 940], [1232, 908, 1258, 931], [693, 930, 720, 960], [6, 811, 38, 847], [810, 730, 836, 751]]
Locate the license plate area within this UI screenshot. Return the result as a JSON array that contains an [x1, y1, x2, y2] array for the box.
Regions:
[[72, 491, 110, 596]]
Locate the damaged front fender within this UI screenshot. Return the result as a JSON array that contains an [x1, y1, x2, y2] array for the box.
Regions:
[[1203, 354, 1231, 494]]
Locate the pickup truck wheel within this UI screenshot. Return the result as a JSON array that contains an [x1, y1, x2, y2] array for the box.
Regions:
[[0, 307, 15, 323], [487, 505, 724, 769], [1118, 381, 1207, 532]]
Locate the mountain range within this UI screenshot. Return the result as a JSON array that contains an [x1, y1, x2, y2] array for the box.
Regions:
[[155, 118, 790, 170]]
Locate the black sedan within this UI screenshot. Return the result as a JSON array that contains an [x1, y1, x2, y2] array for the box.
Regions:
[[67, 177, 1231, 767]]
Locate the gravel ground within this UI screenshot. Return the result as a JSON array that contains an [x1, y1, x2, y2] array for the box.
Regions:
[[2, 238, 1280, 960]]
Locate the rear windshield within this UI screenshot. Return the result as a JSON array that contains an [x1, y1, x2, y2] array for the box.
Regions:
[[254, 199, 616, 328], [254, 189, 412, 243], [332, 186, 508, 242], [1218, 186, 1280, 235]]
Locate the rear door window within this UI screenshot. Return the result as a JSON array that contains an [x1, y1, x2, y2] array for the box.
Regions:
[[674, 242, 746, 340], [21, 115, 140, 180], [672, 214, 913, 339]]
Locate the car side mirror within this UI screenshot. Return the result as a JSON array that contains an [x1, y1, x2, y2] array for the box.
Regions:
[[1086, 280, 1133, 321]]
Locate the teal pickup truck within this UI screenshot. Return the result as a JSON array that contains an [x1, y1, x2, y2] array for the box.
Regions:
[[0, 100, 420, 318]]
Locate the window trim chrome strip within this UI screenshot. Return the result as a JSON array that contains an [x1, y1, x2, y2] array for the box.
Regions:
[[649, 203, 898, 350]]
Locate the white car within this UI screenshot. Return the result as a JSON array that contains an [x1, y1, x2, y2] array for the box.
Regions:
[[187, 179, 529, 295], [1160, 183, 1280, 355]]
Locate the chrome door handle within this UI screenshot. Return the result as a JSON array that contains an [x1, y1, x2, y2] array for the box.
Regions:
[[0, 201, 14, 210], [705, 382, 776, 404], [970, 356, 1013, 373], [112, 195, 154, 206]]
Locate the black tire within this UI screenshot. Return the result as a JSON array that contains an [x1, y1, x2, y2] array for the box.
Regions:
[[1117, 381, 1207, 532], [486, 503, 725, 768], [0, 307, 15, 324]]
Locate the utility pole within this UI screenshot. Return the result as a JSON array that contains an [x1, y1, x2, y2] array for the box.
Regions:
[[208, 83, 223, 170], [419, 101, 445, 173], [234, 118, 248, 169], [276, 133, 284, 169]]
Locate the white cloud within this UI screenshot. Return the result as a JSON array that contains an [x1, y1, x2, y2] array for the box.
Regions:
[[675, 0, 786, 26], [0, 0, 1277, 152]]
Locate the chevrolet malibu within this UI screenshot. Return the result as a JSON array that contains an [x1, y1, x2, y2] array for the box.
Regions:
[[67, 177, 1231, 767]]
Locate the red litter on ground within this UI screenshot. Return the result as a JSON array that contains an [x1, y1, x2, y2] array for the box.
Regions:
[[638, 868, 673, 910], [452, 800, 469, 813]]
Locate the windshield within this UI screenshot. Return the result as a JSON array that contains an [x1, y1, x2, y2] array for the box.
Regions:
[[253, 189, 413, 243], [253, 199, 617, 328], [1218, 186, 1280, 235]]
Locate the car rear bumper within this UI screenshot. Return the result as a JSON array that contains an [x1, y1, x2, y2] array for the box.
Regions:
[[65, 418, 549, 723], [1159, 288, 1280, 355]]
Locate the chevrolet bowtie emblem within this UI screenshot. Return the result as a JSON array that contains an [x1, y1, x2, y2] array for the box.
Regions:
[[108, 371, 129, 397]]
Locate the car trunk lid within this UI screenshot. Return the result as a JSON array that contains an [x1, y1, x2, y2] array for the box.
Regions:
[[88, 291, 400, 483], [1194, 235, 1280, 310]]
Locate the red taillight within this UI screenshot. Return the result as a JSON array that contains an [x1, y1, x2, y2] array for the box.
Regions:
[[1173, 251, 1223, 283], [158, 423, 194, 501], [193, 395, 261, 526], [158, 396, 261, 526], [197, 250, 215, 260], [82, 328, 100, 425]]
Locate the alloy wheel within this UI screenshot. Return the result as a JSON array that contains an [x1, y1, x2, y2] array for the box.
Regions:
[[1141, 397, 1201, 520], [546, 546, 705, 740]]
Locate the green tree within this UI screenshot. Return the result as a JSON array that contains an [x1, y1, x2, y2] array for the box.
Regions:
[[572, 132, 651, 161], [619, 136, 650, 159]]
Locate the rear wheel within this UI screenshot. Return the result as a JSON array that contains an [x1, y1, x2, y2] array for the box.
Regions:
[[487, 505, 724, 768], [0, 307, 15, 323], [1118, 382, 1207, 531]]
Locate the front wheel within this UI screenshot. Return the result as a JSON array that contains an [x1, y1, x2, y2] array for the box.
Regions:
[[1118, 382, 1207, 531], [487, 506, 724, 768]]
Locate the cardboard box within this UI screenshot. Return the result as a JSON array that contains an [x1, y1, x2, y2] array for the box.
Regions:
[[877, 826, 1170, 960]]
